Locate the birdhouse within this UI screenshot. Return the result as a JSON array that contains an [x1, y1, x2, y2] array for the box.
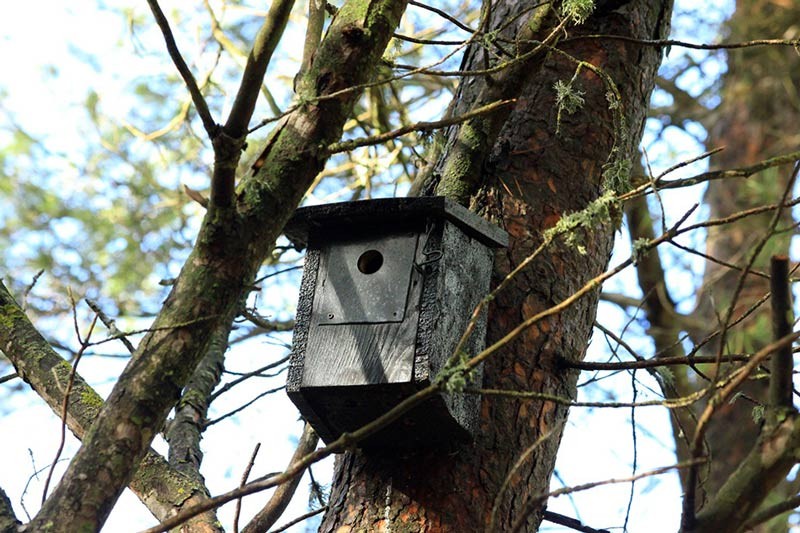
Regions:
[[284, 197, 508, 448]]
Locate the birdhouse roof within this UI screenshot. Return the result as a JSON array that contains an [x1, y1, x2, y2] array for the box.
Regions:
[[284, 196, 508, 248]]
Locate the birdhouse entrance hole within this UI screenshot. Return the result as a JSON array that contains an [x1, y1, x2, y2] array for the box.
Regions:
[[357, 250, 383, 274]]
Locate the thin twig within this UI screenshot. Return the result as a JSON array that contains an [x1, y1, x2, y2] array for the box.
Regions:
[[542, 511, 610, 533], [85, 298, 135, 353], [327, 98, 516, 153], [146, 0, 217, 137], [0, 373, 18, 385], [713, 162, 799, 377], [489, 423, 563, 532], [241, 424, 319, 533], [409, 0, 477, 34], [233, 443, 261, 533], [204, 386, 285, 427], [41, 312, 99, 504], [510, 460, 706, 533], [563, 353, 751, 371], [565, 33, 800, 51], [210, 356, 289, 402], [21, 269, 44, 312], [269, 507, 326, 533]]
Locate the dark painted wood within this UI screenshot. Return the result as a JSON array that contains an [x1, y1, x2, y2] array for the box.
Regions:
[[286, 197, 506, 447]]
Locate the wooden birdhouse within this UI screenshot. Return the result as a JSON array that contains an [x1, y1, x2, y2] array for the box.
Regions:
[[284, 197, 508, 448]]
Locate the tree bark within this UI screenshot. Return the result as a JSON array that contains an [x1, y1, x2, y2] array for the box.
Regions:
[[320, 2, 673, 531], [686, 0, 800, 513]]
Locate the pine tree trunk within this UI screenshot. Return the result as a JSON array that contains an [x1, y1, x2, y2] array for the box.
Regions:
[[320, 2, 673, 531]]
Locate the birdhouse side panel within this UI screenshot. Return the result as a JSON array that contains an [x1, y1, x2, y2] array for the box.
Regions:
[[429, 221, 494, 435], [286, 248, 320, 393]]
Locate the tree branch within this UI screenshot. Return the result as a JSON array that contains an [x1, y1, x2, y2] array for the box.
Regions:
[[300, 0, 326, 82], [145, 0, 217, 138], [0, 486, 20, 533], [327, 98, 515, 154], [542, 511, 610, 533], [210, 0, 296, 208], [241, 423, 319, 533], [225, 0, 294, 137], [165, 319, 230, 484], [25, 2, 409, 531], [769, 255, 794, 409], [690, 414, 800, 532], [0, 282, 221, 530], [680, 332, 800, 531], [743, 494, 800, 530]]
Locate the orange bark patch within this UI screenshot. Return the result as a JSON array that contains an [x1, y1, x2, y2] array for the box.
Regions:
[[513, 361, 527, 381], [399, 502, 420, 522]]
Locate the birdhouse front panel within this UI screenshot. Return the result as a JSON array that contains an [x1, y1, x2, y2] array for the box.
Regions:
[[302, 230, 423, 387]]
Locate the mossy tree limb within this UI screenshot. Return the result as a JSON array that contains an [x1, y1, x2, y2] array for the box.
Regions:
[[689, 414, 800, 533], [24, 1, 408, 531], [0, 486, 20, 533], [0, 281, 222, 531]]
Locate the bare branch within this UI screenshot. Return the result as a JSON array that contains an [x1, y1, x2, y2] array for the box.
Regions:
[[241, 424, 318, 533], [542, 511, 610, 533], [225, 0, 294, 137], [743, 494, 800, 530], [0, 373, 18, 385], [145, 0, 217, 138], [233, 443, 260, 533], [566, 33, 800, 51], [510, 460, 706, 533], [269, 507, 326, 533], [327, 98, 516, 154], [85, 298, 135, 353]]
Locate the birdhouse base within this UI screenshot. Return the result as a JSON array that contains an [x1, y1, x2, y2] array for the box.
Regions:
[[288, 382, 479, 448]]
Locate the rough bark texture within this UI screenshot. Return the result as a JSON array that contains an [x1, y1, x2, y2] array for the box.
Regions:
[[687, 0, 800, 512], [166, 321, 230, 479], [0, 487, 20, 533], [24, 2, 408, 531], [320, 2, 672, 531]]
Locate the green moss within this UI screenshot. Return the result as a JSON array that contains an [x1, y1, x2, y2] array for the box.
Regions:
[[80, 388, 105, 410], [0, 303, 24, 329], [436, 120, 488, 204]]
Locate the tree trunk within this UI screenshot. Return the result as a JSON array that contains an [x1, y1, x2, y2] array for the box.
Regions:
[[687, 0, 800, 515], [320, 2, 673, 531]]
